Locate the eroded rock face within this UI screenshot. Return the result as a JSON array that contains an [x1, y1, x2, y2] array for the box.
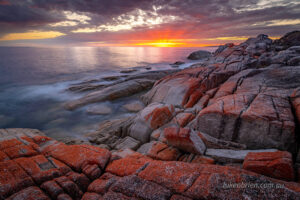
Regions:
[[189, 66, 299, 151]]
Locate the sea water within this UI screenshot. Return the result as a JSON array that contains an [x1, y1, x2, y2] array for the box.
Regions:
[[0, 46, 215, 139]]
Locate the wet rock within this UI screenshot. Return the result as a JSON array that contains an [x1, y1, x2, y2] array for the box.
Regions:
[[120, 69, 138, 73], [187, 50, 212, 60], [68, 69, 178, 94], [65, 79, 155, 110], [122, 100, 145, 112], [68, 83, 105, 92], [205, 148, 278, 163], [243, 151, 295, 181], [172, 61, 185, 65], [102, 76, 120, 81], [86, 104, 112, 115]]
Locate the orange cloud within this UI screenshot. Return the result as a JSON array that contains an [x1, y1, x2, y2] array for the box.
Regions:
[[0, 31, 65, 41]]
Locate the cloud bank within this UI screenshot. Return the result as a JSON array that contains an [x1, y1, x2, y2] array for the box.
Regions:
[[0, 0, 299, 46]]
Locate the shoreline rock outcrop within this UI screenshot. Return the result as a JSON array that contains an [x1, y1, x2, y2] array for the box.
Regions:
[[1, 128, 300, 200]]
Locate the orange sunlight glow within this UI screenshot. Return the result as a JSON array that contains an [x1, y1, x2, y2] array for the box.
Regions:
[[135, 39, 185, 47], [88, 39, 218, 48]]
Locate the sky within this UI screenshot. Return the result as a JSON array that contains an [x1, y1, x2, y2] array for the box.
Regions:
[[0, 0, 299, 47]]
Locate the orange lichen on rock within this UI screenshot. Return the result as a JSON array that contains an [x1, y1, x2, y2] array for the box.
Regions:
[[145, 105, 174, 129], [243, 151, 295, 181]]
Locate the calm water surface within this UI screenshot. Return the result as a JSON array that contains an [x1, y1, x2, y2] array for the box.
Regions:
[[0, 46, 214, 139]]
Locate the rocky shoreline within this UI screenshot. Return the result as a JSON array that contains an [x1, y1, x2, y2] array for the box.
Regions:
[[1, 31, 300, 199]]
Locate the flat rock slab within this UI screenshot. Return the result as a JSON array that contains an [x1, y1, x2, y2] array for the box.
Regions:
[[205, 148, 278, 163]]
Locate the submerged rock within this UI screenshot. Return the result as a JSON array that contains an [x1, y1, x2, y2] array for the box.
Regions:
[[122, 100, 145, 112], [86, 104, 112, 115]]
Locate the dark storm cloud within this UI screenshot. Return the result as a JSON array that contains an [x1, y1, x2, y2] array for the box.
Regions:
[[0, 0, 64, 35], [31, 0, 157, 16], [0, 5, 62, 24]]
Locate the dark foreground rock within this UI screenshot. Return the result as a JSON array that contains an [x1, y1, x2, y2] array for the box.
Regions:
[[1, 128, 300, 200], [273, 31, 300, 49], [187, 50, 212, 60]]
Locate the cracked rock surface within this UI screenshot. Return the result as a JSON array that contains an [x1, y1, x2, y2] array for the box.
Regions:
[[1, 128, 300, 200]]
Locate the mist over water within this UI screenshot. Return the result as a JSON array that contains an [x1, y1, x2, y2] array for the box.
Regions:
[[0, 46, 215, 139]]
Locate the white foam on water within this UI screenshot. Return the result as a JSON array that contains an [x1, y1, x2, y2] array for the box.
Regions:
[[12, 81, 82, 101], [178, 61, 203, 69]]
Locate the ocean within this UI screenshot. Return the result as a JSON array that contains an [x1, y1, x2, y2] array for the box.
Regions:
[[0, 46, 215, 140]]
